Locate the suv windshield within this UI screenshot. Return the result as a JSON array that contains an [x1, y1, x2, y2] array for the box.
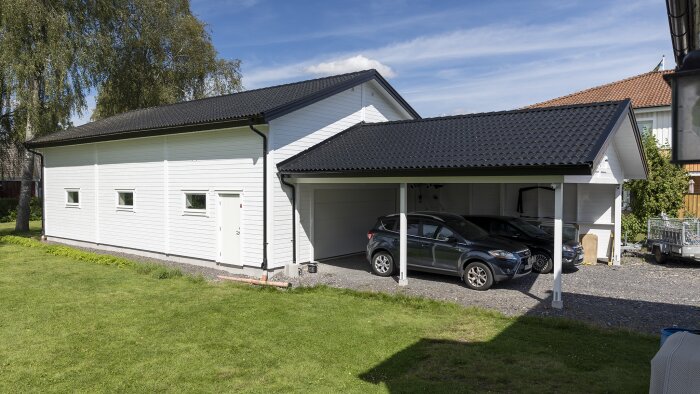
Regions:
[[510, 218, 549, 237], [445, 218, 488, 239]]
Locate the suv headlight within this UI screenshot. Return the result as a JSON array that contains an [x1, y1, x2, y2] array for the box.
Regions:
[[488, 250, 516, 260]]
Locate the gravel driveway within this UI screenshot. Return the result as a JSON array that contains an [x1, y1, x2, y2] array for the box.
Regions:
[[277, 252, 700, 334]]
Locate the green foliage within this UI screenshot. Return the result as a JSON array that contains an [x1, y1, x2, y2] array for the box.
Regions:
[[625, 132, 689, 238], [0, 198, 18, 218], [1, 197, 41, 222], [91, 0, 242, 119], [621, 212, 644, 242]]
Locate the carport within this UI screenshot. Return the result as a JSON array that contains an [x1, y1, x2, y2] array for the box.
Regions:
[[277, 100, 647, 308]]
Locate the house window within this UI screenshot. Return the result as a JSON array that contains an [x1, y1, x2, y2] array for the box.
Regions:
[[185, 193, 207, 211], [637, 120, 653, 137], [117, 190, 134, 210], [66, 189, 80, 207]]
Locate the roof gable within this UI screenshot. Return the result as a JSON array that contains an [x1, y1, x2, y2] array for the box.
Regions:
[[28, 69, 419, 148], [528, 71, 672, 110], [278, 100, 644, 177]]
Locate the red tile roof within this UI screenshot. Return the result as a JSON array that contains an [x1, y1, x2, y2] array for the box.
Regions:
[[528, 71, 672, 109]]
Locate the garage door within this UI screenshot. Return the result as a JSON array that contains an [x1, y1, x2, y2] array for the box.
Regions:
[[314, 187, 397, 259]]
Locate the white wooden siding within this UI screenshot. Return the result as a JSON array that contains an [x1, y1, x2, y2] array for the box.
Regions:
[[269, 82, 414, 267], [97, 138, 165, 252], [44, 144, 97, 242], [635, 107, 671, 147], [565, 144, 624, 184], [42, 127, 263, 265]]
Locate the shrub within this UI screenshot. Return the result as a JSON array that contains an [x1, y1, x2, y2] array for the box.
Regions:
[[625, 132, 688, 230], [1, 197, 42, 222], [621, 213, 645, 243], [0, 198, 18, 219]]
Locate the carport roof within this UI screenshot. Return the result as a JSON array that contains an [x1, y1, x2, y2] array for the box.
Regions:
[[278, 99, 643, 177]]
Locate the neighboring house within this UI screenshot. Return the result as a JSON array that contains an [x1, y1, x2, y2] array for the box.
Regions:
[[528, 70, 700, 214], [27, 70, 646, 286], [0, 144, 41, 199]]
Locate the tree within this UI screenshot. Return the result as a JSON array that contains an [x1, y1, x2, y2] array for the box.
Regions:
[[624, 132, 689, 237], [0, 1, 99, 231], [92, 0, 242, 119], [0, 0, 241, 232]]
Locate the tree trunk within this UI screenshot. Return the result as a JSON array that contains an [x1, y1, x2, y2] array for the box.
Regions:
[[14, 148, 35, 232], [15, 79, 39, 232]]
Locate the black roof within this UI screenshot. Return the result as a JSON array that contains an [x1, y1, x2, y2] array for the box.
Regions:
[[27, 69, 419, 148], [278, 100, 638, 177]]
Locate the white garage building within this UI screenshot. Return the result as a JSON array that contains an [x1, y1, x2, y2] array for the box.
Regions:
[[27, 70, 647, 308]]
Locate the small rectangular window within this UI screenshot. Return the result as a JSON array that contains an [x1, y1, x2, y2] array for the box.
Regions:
[[66, 189, 80, 207], [117, 191, 134, 209], [185, 193, 207, 210]]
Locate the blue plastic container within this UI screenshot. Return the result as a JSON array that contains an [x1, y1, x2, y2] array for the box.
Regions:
[[660, 327, 700, 346]]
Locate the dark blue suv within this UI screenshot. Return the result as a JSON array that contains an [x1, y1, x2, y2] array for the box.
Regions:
[[366, 212, 533, 290]]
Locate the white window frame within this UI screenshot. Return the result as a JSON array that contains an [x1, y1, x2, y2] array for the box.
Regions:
[[65, 188, 81, 208], [183, 190, 208, 216], [637, 119, 659, 144], [116, 189, 135, 211]]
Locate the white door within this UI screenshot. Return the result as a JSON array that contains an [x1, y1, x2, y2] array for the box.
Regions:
[[219, 194, 241, 265]]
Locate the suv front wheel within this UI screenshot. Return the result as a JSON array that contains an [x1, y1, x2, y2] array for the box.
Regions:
[[463, 261, 494, 291], [532, 252, 553, 274], [371, 251, 395, 277]]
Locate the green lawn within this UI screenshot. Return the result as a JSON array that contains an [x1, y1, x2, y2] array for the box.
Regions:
[[0, 229, 657, 393], [0, 220, 42, 235]]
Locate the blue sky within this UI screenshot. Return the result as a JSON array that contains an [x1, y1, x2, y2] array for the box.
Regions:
[[75, 0, 673, 123]]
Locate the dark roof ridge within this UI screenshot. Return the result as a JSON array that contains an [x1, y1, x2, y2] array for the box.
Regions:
[[353, 99, 629, 128], [87, 69, 376, 120]]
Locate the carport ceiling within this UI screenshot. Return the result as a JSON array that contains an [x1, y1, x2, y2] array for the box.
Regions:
[[277, 99, 644, 177]]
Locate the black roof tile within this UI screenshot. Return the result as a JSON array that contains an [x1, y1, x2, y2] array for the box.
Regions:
[[28, 69, 418, 148], [277, 100, 634, 176]]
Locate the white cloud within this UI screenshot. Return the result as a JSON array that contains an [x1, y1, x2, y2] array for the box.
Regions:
[[304, 55, 396, 78]]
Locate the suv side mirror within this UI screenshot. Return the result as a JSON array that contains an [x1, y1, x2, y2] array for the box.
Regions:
[[439, 235, 458, 243]]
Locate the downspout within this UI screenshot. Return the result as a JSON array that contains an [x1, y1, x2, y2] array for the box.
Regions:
[[249, 124, 268, 272], [24, 147, 45, 239], [280, 174, 296, 265]]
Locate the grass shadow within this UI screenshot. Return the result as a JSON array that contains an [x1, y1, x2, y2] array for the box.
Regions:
[[358, 302, 665, 392], [0, 220, 42, 238]]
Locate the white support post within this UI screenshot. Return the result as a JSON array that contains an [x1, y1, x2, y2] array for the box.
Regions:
[[399, 183, 408, 286], [613, 184, 622, 266], [552, 182, 564, 309]]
